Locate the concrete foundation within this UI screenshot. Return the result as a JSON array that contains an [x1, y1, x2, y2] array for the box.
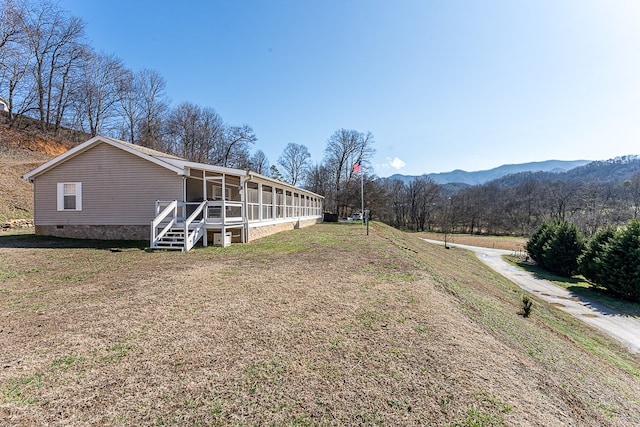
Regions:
[[35, 217, 322, 245], [35, 224, 149, 241], [247, 217, 321, 242]]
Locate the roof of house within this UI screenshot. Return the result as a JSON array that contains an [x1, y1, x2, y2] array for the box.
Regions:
[[22, 135, 248, 181], [116, 139, 184, 160], [22, 135, 324, 199]]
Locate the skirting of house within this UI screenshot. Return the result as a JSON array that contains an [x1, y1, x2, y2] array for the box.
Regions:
[[247, 217, 322, 242], [35, 225, 149, 241], [35, 218, 322, 245]]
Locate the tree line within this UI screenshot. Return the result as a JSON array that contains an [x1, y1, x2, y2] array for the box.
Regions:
[[366, 156, 640, 238], [0, 0, 266, 170], [0, 0, 378, 214]]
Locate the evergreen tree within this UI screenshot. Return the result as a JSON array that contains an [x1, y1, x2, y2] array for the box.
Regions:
[[541, 221, 584, 277], [598, 219, 640, 301], [578, 226, 615, 288], [526, 222, 553, 264]]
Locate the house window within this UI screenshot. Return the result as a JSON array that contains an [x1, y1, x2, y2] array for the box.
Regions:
[[57, 182, 82, 211]]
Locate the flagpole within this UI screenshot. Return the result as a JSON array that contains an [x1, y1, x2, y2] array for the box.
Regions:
[[360, 169, 364, 225], [352, 160, 365, 225]]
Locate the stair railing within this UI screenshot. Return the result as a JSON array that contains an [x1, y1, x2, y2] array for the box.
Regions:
[[151, 200, 178, 248], [184, 200, 207, 251]]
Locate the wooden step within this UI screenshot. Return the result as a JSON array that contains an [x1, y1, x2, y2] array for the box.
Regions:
[[154, 227, 186, 250], [153, 225, 206, 251]]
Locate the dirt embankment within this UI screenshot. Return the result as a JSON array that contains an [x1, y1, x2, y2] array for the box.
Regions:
[[0, 111, 86, 223]]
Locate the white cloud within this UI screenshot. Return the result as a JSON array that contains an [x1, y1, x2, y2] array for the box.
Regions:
[[387, 157, 406, 170]]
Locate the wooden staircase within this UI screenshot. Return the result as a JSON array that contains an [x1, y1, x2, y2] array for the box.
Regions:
[[149, 200, 211, 251], [153, 225, 186, 250]]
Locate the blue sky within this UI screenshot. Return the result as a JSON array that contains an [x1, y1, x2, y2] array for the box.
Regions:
[[58, 0, 640, 177]]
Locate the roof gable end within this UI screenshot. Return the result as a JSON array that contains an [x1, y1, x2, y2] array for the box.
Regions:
[[22, 136, 185, 181]]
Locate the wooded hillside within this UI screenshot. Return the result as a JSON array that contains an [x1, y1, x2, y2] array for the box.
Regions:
[[374, 156, 640, 237]]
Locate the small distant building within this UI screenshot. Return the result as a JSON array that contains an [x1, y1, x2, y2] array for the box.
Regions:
[[0, 96, 9, 112], [22, 135, 324, 251]]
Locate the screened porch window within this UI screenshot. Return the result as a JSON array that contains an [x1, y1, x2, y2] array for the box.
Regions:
[[262, 185, 273, 220], [246, 182, 259, 221], [57, 182, 82, 211]]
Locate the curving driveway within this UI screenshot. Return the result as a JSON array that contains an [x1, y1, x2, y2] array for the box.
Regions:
[[421, 239, 640, 354]]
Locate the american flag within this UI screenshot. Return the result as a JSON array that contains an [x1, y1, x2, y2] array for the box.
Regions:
[[352, 160, 362, 173]]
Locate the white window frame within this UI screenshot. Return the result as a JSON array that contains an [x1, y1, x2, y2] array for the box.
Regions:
[[57, 182, 82, 211]]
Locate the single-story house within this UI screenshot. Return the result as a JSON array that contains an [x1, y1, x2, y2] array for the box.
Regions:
[[22, 136, 324, 251]]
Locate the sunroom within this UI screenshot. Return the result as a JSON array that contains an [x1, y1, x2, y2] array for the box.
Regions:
[[151, 164, 323, 251]]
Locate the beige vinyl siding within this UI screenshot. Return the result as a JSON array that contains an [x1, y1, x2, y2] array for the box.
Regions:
[[34, 142, 183, 225]]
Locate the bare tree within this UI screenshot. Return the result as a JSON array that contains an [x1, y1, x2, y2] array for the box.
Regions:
[[249, 149, 270, 175], [303, 162, 331, 196], [22, 0, 85, 131], [511, 177, 544, 235], [621, 173, 640, 219], [113, 67, 169, 145], [136, 68, 168, 149], [165, 101, 200, 159], [76, 51, 128, 136], [51, 45, 84, 132], [165, 102, 225, 162], [412, 176, 440, 231], [215, 124, 256, 168], [0, 0, 33, 121], [385, 178, 408, 228], [546, 181, 578, 222], [0, 0, 23, 51], [0, 30, 34, 121], [199, 107, 226, 163], [323, 128, 375, 214], [115, 67, 137, 142], [0, 0, 25, 115], [277, 142, 310, 186]]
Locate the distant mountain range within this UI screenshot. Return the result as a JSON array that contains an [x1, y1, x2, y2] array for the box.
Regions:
[[385, 160, 592, 186]]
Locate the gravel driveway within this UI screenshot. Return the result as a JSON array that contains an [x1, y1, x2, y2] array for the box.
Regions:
[[422, 239, 640, 354]]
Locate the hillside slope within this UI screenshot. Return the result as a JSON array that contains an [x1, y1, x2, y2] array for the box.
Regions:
[[1, 222, 639, 425], [0, 113, 78, 222]]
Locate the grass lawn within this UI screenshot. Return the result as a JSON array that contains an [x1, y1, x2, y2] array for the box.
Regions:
[[418, 232, 527, 252], [426, 230, 640, 319], [1, 223, 640, 426]]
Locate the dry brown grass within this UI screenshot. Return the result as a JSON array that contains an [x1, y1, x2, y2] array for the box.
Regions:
[[0, 155, 42, 221], [419, 231, 528, 252], [1, 223, 640, 426]]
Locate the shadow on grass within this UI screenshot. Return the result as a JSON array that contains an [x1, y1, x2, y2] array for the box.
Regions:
[[514, 260, 582, 284], [0, 231, 147, 251], [515, 259, 640, 318]]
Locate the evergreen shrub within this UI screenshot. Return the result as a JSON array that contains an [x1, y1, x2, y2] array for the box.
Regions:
[[578, 226, 615, 289], [596, 219, 640, 301], [526, 221, 584, 277]]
